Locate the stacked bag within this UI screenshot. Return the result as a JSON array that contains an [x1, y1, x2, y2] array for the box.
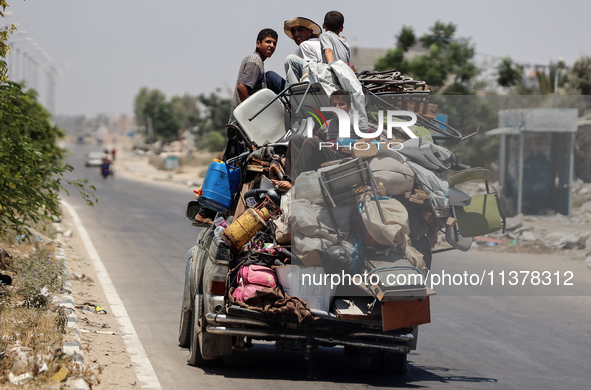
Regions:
[[232, 265, 277, 302]]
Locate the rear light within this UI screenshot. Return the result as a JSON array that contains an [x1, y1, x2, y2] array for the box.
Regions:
[[210, 280, 226, 296]]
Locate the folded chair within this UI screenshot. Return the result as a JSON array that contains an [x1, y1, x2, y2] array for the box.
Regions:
[[445, 168, 506, 251]]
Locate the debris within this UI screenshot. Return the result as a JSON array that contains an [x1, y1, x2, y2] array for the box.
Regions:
[[586, 257, 591, 269], [63, 230, 73, 238], [40, 286, 51, 298], [9, 346, 31, 373], [504, 214, 524, 231], [94, 305, 107, 314], [0, 272, 12, 285], [65, 377, 90, 390], [521, 231, 536, 241], [580, 201, 591, 213], [555, 230, 590, 249], [95, 330, 116, 335], [8, 372, 33, 385], [38, 361, 49, 373], [51, 366, 69, 383], [474, 236, 506, 245]]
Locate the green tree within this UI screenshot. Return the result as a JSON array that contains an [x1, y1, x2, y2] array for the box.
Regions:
[[431, 94, 499, 168], [171, 93, 201, 131], [373, 47, 407, 75], [203, 131, 226, 152], [133, 87, 231, 149], [0, 82, 95, 237], [564, 56, 591, 95], [397, 25, 416, 51], [0, 1, 15, 83], [496, 57, 525, 88], [375, 21, 477, 93], [195, 90, 231, 137], [133, 87, 181, 142]]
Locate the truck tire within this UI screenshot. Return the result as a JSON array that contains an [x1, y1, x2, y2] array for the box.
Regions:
[[187, 294, 205, 366], [187, 294, 223, 367], [178, 308, 192, 348]]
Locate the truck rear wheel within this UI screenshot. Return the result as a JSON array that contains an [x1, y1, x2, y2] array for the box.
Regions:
[[187, 295, 205, 366], [178, 308, 192, 348], [187, 294, 224, 366]]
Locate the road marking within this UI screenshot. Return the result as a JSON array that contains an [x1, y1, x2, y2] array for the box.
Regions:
[[62, 201, 162, 390]]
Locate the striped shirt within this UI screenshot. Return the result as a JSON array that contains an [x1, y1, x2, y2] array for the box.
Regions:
[[229, 52, 266, 122]]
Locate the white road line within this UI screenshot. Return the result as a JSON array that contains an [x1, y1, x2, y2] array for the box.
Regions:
[[62, 201, 162, 390]]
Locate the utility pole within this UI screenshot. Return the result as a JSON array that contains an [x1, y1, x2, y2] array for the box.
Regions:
[[46, 65, 56, 115], [178, 128, 183, 171]]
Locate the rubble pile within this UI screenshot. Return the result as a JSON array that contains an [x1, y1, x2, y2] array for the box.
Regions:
[[462, 201, 591, 255]]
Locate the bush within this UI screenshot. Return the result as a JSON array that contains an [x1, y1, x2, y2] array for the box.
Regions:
[[2, 246, 64, 309], [203, 131, 227, 152], [0, 82, 95, 238]]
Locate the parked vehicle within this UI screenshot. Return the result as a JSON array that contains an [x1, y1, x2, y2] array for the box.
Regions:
[[179, 76, 504, 375], [85, 152, 104, 167]]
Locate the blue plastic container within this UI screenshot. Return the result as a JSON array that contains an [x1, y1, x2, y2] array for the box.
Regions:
[[198, 160, 241, 213]]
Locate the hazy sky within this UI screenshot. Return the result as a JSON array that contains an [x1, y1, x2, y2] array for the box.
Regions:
[[4, 0, 590, 117]]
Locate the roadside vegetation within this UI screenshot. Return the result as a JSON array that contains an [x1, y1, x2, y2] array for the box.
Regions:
[[0, 222, 99, 387], [1, 2, 97, 386]]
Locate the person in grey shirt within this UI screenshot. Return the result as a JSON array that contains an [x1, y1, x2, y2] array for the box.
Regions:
[[229, 28, 284, 122], [320, 10, 355, 71]]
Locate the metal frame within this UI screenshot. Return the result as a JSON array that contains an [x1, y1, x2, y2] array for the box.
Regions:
[[317, 158, 386, 240]]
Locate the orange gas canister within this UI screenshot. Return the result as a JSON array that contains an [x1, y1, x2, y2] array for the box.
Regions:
[[222, 207, 271, 252]]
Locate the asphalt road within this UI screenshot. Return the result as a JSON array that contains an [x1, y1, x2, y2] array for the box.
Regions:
[[64, 144, 591, 389]]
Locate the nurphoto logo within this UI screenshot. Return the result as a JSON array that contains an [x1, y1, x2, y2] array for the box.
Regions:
[[305, 108, 418, 151]]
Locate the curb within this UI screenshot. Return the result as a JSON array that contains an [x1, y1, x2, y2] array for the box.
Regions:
[[54, 231, 91, 390]]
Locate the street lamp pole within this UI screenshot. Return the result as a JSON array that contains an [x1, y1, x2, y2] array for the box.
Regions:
[[553, 58, 564, 108]]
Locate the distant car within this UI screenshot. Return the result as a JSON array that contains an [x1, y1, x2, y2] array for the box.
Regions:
[[85, 152, 104, 167]]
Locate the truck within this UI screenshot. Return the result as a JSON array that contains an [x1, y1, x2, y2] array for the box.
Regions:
[[178, 74, 505, 375]]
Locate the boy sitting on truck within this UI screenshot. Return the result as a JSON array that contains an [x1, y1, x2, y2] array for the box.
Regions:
[[319, 10, 355, 71]]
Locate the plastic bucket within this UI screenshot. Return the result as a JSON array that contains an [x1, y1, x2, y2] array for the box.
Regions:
[[199, 160, 241, 212]]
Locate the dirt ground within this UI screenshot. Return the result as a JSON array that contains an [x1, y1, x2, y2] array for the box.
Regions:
[[58, 135, 591, 388]]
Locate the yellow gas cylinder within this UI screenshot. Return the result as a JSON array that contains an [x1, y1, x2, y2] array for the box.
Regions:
[[222, 207, 271, 251]]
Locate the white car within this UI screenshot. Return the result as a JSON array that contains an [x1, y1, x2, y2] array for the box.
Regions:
[[85, 152, 104, 167]]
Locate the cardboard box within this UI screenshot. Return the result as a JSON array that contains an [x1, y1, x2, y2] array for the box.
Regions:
[[275, 265, 335, 312], [381, 297, 431, 331]]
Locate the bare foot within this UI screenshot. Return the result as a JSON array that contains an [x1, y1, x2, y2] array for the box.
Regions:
[[194, 214, 213, 225], [271, 179, 292, 191]]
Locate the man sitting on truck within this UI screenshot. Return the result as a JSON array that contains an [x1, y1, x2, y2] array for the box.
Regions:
[[229, 28, 285, 122], [283, 16, 322, 85]]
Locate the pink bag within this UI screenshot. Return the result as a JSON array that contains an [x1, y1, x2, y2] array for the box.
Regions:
[[232, 284, 265, 302], [238, 265, 277, 288]]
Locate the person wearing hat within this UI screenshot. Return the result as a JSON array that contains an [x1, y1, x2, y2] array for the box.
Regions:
[[283, 17, 322, 85]]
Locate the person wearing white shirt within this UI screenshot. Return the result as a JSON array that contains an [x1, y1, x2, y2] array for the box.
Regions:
[[283, 17, 322, 86]]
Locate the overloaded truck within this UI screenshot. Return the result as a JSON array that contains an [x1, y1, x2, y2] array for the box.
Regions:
[[178, 68, 505, 375]]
